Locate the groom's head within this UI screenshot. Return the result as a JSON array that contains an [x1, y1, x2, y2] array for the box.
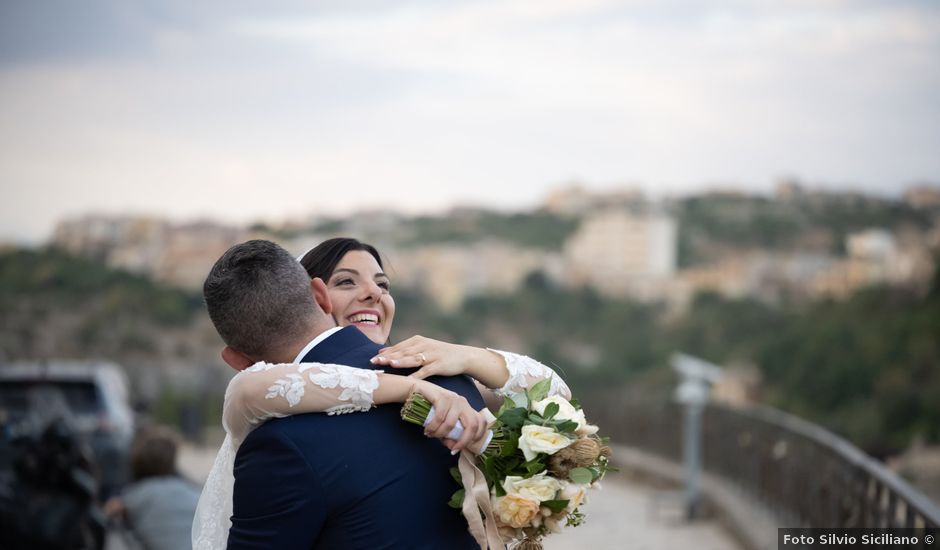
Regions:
[[204, 239, 334, 363]]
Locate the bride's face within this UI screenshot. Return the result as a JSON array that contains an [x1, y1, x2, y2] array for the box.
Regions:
[[325, 250, 395, 344]]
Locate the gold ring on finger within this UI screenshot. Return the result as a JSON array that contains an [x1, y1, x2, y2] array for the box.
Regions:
[[417, 352, 427, 365]]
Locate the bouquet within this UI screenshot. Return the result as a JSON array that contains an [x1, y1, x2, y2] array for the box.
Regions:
[[401, 379, 611, 549]]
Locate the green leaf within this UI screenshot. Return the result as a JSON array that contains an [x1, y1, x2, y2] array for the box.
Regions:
[[527, 378, 551, 403], [498, 407, 527, 429], [497, 397, 518, 417], [542, 402, 560, 420], [554, 420, 578, 434], [448, 488, 465, 509], [511, 392, 529, 409], [568, 398, 581, 410], [500, 436, 518, 457], [569, 467, 593, 484], [493, 481, 507, 497], [525, 412, 545, 426], [449, 466, 462, 486], [541, 499, 570, 514], [523, 459, 546, 475]]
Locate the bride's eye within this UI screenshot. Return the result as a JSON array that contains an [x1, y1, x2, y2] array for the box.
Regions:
[[378, 281, 390, 292], [333, 277, 355, 287]]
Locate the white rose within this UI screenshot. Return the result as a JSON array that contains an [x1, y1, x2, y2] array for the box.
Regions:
[[533, 395, 588, 430], [518, 425, 573, 461], [503, 473, 561, 502]]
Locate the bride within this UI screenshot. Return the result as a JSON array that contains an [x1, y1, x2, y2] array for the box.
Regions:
[[192, 238, 570, 549]]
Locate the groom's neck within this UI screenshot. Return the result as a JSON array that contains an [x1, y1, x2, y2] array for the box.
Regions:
[[267, 317, 338, 364]]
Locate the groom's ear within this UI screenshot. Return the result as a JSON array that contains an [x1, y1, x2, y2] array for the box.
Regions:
[[311, 277, 333, 315], [221, 346, 254, 372]]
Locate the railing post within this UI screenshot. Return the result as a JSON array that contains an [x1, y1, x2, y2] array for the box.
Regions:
[[671, 353, 723, 521]]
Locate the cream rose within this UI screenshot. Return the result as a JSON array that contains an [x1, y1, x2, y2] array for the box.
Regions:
[[502, 473, 561, 502], [492, 494, 541, 528], [518, 425, 573, 461]]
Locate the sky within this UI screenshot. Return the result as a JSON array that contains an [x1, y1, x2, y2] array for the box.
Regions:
[[1, 0, 939, 244]]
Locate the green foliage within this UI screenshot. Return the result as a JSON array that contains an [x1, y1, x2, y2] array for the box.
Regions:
[[0, 247, 200, 326], [396, 210, 579, 251], [568, 467, 593, 484], [676, 192, 933, 266], [541, 499, 570, 514], [448, 488, 465, 509], [497, 407, 527, 429], [527, 378, 551, 403]]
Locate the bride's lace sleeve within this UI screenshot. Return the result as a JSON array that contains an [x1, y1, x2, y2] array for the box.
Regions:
[[487, 349, 571, 400], [222, 362, 380, 446]]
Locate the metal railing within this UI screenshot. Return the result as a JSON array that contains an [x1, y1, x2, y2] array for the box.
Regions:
[[586, 389, 940, 531]]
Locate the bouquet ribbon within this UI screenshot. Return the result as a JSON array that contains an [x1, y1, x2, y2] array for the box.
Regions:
[[458, 408, 505, 550]]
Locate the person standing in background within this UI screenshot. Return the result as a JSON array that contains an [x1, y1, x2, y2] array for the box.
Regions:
[[105, 425, 200, 550]]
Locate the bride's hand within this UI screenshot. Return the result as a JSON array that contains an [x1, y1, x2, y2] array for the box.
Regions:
[[372, 336, 510, 389], [413, 378, 489, 453]]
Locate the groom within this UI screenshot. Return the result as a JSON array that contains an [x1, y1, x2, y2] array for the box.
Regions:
[[203, 240, 483, 549]]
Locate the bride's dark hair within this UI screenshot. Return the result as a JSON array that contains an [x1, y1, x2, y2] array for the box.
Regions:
[[298, 237, 385, 282]]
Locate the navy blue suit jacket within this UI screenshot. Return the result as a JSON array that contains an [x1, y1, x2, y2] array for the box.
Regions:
[[227, 326, 483, 549]]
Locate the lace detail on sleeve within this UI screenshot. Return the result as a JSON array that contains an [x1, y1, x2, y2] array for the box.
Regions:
[[223, 362, 379, 446], [488, 349, 571, 400]]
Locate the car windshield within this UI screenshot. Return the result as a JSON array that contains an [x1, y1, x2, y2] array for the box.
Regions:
[[0, 381, 102, 419]]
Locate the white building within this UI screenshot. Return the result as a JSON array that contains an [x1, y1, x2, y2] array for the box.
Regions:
[[392, 241, 551, 311], [563, 207, 677, 299]]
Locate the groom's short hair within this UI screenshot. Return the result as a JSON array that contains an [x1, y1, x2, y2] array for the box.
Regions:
[[204, 239, 319, 359]]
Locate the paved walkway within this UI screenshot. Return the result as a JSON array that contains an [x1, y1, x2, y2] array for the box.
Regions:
[[545, 474, 739, 550]]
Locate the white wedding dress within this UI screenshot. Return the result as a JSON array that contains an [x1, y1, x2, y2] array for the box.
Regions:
[[191, 350, 571, 550]]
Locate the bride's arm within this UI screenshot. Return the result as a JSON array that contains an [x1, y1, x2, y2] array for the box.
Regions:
[[371, 336, 572, 402], [222, 362, 487, 449]]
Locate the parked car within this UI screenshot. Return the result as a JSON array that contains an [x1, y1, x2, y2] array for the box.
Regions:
[[0, 361, 135, 497]]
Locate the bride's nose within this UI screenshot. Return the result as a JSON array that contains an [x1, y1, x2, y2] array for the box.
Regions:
[[359, 281, 381, 302]]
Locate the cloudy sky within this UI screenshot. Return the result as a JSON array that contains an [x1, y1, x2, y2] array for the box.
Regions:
[[1, 0, 938, 243]]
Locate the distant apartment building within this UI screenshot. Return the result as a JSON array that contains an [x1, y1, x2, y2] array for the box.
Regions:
[[391, 241, 551, 311], [542, 185, 646, 217], [903, 185, 940, 209], [671, 255, 757, 307], [563, 207, 677, 299], [52, 215, 169, 272], [51, 215, 244, 289], [813, 228, 934, 297], [153, 222, 246, 289]]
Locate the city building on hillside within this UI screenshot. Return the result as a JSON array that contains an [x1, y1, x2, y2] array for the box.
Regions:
[[391, 241, 552, 311], [774, 178, 805, 202], [542, 185, 596, 217], [903, 184, 940, 209], [563, 207, 677, 299], [542, 185, 647, 217], [51, 215, 244, 289], [152, 222, 245, 289], [52, 215, 169, 272]]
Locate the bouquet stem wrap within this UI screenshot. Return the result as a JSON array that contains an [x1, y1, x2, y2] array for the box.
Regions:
[[421, 406, 495, 455]]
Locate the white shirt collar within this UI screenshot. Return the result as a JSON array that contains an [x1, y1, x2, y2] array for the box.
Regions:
[[292, 326, 343, 363]]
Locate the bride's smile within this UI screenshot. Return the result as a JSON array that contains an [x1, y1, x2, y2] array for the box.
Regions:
[[326, 250, 395, 344]]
